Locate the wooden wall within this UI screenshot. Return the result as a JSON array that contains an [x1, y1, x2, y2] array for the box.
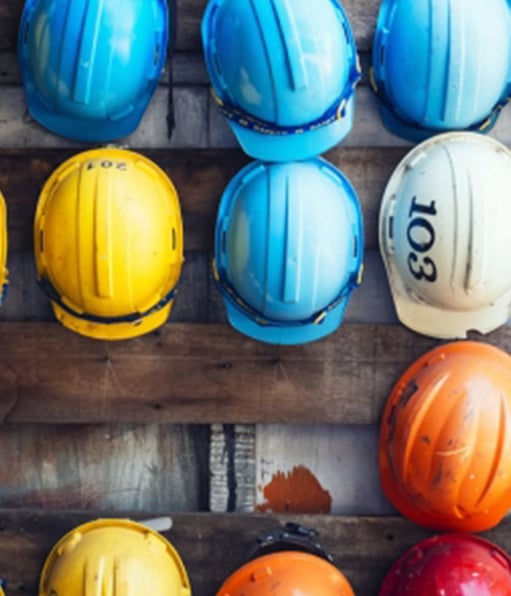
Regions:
[[2, 0, 511, 594]]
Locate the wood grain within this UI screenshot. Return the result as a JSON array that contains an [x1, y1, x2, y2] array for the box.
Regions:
[[0, 424, 209, 511], [1, 510, 511, 595], [1, 321, 508, 425]]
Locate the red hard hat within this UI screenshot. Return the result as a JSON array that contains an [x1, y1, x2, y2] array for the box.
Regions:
[[379, 534, 511, 595]]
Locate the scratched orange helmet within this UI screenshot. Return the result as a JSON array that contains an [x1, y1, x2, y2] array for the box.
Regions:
[[216, 523, 354, 595], [380, 341, 511, 532]]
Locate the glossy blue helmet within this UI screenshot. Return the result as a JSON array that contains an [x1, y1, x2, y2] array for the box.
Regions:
[[213, 159, 364, 345], [202, 0, 361, 161], [371, 0, 511, 142], [18, 0, 169, 142]]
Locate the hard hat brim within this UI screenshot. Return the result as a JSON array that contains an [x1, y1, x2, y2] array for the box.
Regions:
[[224, 296, 350, 345], [229, 98, 355, 162], [377, 97, 500, 144], [51, 301, 173, 341], [24, 90, 148, 143], [390, 289, 511, 340]]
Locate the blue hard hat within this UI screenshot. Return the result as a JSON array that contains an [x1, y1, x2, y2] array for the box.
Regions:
[[18, 0, 169, 143], [371, 0, 511, 142], [213, 159, 364, 345], [202, 0, 361, 161]]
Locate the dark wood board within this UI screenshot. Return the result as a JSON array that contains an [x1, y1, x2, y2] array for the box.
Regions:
[[1, 510, 511, 596], [0, 321, 506, 425]]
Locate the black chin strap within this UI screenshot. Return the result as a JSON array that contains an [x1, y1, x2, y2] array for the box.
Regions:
[[166, 0, 177, 139], [248, 523, 334, 563]]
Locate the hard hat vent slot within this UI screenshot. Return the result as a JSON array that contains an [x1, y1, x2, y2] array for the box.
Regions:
[[154, 44, 160, 66], [353, 235, 358, 258], [388, 216, 394, 239], [379, 45, 385, 67], [171, 228, 176, 250]]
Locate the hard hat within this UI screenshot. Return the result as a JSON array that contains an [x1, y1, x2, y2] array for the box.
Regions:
[[379, 534, 511, 595], [19, 0, 169, 142], [34, 148, 184, 340], [217, 552, 354, 596], [379, 132, 511, 339], [0, 191, 7, 306], [202, 0, 361, 161], [217, 523, 354, 596], [371, 0, 511, 141], [213, 159, 364, 345], [380, 341, 511, 533], [39, 518, 191, 596]]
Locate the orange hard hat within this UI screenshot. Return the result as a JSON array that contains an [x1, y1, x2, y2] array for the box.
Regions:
[[380, 341, 511, 532], [216, 551, 354, 595]]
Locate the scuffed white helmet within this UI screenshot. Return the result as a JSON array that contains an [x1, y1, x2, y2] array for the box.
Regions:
[[379, 132, 511, 338]]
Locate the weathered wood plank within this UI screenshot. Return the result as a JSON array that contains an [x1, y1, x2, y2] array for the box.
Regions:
[[1, 510, 511, 595], [0, 86, 209, 149], [209, 424, 256, 513], [0, 148, 403, 252], [0, 424, 209, 511], [0, 0, 380, 53], [255, 424, 393, 515], [1, 320, 509, 425], [7, 84, 511, 150]]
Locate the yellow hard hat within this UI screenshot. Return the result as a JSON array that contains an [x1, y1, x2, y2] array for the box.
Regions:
[[34, 148, 184, 340], [39, 518, 191, 596], [0, 191, 8, 306]]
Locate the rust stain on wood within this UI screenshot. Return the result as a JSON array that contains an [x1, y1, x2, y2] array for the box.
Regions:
[[256, 465, 332, 514]]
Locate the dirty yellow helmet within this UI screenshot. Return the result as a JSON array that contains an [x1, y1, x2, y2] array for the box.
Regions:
[[0, 191, 8, 306], [39, 518, 191, 596], [34, 148, 184, 340]]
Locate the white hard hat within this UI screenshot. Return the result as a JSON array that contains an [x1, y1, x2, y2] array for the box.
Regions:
[[379, 132, 511, 339]]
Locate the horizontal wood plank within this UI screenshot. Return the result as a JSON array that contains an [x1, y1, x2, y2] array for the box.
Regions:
[[3, 84, 511, 150], [1, 321, 509, 425], [0, 86, 210, 149], [0, 0, 380, 53], [255, 424, 393, 515], [1, 510, 511, 595], [0, 424, 209, 511], [0, 148, 403, 252]]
